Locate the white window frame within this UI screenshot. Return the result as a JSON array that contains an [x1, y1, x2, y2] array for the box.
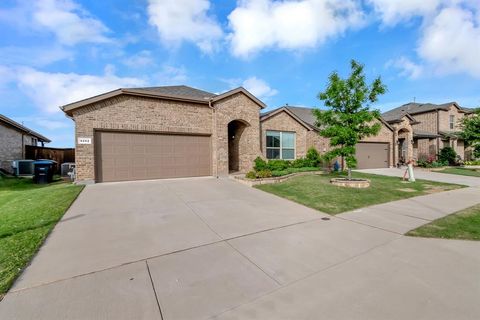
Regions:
[[449, 115, 455, 130], [266, 130, 296, 160]]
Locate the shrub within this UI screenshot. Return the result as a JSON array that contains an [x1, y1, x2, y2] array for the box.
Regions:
[[267, 159, 291, 171], [254, 157, 267, 171], [438, 147, 457, 165], [291, 158, 310, 168], [465, 160, 480, 165], [245, 171, 257, 179], [417, 159, 429, 168], [305, 147, 321, 167], [256, 169, 272, 178]]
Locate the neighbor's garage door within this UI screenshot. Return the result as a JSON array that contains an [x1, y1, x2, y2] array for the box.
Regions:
[[95, 131, 211, 182], [355, 142, 389, 169]]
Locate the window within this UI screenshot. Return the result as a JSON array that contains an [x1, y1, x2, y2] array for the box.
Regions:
[[449, 115, 455, 130], [266, 131, 295, 160], [31, 138, 37, 146]]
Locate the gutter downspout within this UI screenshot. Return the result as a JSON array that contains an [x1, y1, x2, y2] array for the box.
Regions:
[[208, 99, 218, 178]]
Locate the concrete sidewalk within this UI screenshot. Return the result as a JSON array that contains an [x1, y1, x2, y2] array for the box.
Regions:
[[357, 167, 480, 187], [338, 186, 480, 234]]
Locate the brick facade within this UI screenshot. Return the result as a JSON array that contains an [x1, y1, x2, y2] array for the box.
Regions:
[[259, 110, 394, 167], [212, 93, 262, 176], [260, 111, 309, 158], [0, 123, 37, 173], [72, 95, 214, 182], [71, 92, 262, 182]]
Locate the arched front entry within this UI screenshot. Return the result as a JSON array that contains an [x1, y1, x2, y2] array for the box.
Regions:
[[227, 119, 249, 172], [397, 128, 411, 165]]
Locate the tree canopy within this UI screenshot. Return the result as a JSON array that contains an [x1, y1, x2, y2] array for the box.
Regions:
[[460, 108, 480, 158], [314, 60, 387, 172]]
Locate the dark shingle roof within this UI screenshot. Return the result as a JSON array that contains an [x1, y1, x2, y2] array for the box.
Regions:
[[413, 129, 440, 138], [129, 85, 216, 100], [0, 114, 50, 142], [381, 102, 464, 122], [284, 106, 318, 128]]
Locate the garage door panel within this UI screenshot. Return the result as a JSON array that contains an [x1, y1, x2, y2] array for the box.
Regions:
[[96, 131, 211, 182], [356, 142, 389, 169]]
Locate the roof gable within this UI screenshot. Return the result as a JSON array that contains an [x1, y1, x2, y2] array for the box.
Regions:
[[260, 107, 315, 131], [211, 87, 266, 109]]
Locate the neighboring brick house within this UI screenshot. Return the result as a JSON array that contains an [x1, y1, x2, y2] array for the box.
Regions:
[[0, 114, 51, 173], [382, 102, 474, 164], [260, 106, 394, 169]]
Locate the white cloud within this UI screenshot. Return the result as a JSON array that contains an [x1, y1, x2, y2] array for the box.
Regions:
[[10, 66, 145, 113], [228, 0, 364, 58], [367, 0, 441, 25], [147, 0, 223, 53], [32, 0, 111, 45], [374, 1, 480, 78], [0, 45, 73, 67], [122, 50, 155, 68], [418, 6, 480, 78], [150, 65, 188, 85], [388, 57, 424, 79], [242, 77, 278, 99]]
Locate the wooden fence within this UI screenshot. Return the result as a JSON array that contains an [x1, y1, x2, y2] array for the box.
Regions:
[[25, 146, 75, 173]]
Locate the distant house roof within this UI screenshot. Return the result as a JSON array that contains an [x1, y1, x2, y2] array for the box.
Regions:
[[382, 101, 472, 123], [61, 85, 265, 116], [261, 105, 393, 131], [0, 114, 50, 142]]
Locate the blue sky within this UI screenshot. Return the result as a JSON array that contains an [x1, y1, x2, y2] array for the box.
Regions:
[[1, 0, 479, 147]]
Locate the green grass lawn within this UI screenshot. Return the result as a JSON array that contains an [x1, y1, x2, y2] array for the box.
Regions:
[[407, 204, 480, 240], [0, 176, 83, 296], [436, 167, 480, 177], [256, 172, 464, 215]]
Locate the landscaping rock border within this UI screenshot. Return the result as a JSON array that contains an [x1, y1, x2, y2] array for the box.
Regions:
[[330, 178, 370, 188], [234, 171, 324, 187]]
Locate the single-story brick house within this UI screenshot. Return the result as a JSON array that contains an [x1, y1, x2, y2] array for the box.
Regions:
[[62, 85, 395, 183], [0, 114, 51, 173]]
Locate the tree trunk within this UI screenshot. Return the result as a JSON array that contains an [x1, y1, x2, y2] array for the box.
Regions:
[[348, 168, 352, 180]]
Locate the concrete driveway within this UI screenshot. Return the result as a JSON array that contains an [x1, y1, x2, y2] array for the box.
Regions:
[[1, 177, 480, 319]]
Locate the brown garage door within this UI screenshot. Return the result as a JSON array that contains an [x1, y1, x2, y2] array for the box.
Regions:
[[355, 142, 389, 169], [95, 131, 211, 182]]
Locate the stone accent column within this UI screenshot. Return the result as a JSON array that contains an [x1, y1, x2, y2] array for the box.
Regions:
[[393, 129, 399, 166]]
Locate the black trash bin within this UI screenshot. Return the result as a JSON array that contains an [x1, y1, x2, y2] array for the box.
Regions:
[[34, 160, 56, 184]]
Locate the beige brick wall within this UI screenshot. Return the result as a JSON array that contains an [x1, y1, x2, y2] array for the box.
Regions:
[[412, 112, 438, 133], [213, 93, 262, 175], [72, 95, 213, 182], [438, 105, 465, 132], [0, 123, 36, 173], [260, 111, 309, 159], [306, 131, 330, 154]]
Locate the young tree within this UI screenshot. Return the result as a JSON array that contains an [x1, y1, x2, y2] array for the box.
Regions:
[[460, 108, 480, 159], [314, 60, 387, 179]]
